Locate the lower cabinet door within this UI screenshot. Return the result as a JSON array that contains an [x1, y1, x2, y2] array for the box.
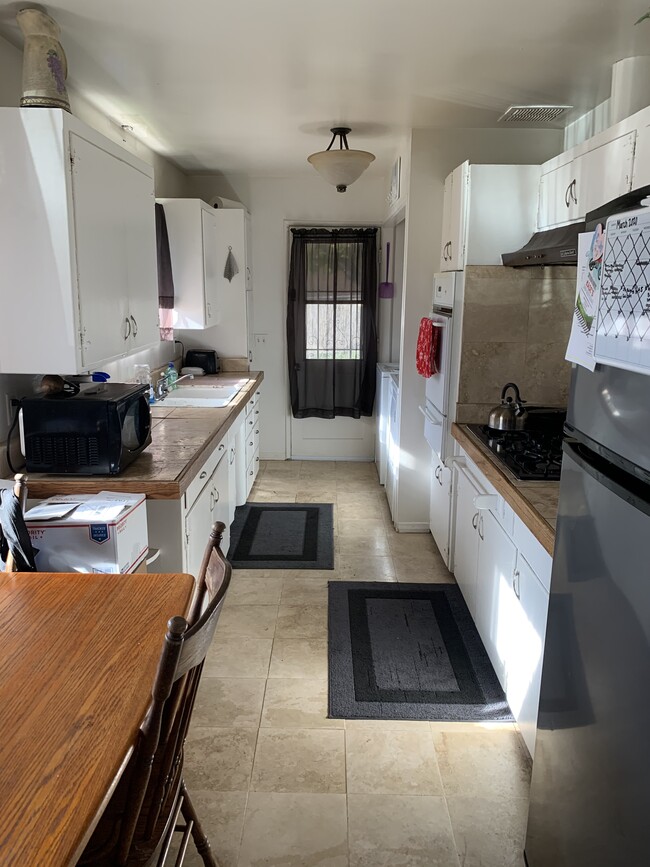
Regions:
[[429, 456, 451, 565], [505, 553, 549, 757], [212, 449, 231, 555], [475, 508, 517, 689], [452, 466, 482, 617], [184, 476, 216, 581]]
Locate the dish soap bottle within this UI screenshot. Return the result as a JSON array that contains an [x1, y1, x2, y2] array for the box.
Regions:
[[166, 362, 178, 391]]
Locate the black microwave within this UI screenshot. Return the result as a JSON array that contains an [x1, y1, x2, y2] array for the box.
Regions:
[[20, 383, 152, 475]]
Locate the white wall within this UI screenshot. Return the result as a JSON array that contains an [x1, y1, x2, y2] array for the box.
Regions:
[[394, 127, 564, 529], [185, 172, 387, 460]]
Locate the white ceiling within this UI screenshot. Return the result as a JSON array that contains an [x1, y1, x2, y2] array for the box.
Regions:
[[2, 0, 650, 176]]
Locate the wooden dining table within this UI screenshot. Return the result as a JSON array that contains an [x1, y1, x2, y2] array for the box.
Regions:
[[0, 570, 196, 867]]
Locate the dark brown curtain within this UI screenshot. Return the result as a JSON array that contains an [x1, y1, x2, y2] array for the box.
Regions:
[[287, 227, 378, 419]]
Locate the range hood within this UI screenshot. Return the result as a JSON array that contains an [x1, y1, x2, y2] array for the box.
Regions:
[[502, 223, 585, 267]]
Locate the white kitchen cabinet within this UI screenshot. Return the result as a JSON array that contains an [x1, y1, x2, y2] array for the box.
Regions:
[[156, 199, 221, 330], [579, 131, 636, 216], [0, 108, 160, 375], [503, 552, 549, 757], [452, 464, 483, 616], [440, 162, 540, 271], [184, 468, 218, 582], [212, 208, 253, 361], [440, 162, 469, 271], [244, 385, 262, 496], [475, 506, 517, 687], [537, 132, 636, 229], [386, 378, 400, 518], [429, 455, 452, 565]]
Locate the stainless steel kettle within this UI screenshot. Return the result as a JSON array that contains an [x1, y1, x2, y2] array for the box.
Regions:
[[488, 382, 528, 431]]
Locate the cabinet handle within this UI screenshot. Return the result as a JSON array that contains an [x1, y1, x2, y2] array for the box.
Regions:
[[255, 456, 259, 463], [219, 443, 225, 451], [214, 488, 220, 503], [209, 490, 215, 511], [471, 512, 479, 530], [124, 317, 131, 340], [249, 419, 254, 426], [254, 429, 259, 435], [249, 470, 254, 476], [434, 466, 440, 481], [255, 409, 260, 415], [200, 470, 207, 479], [130, 315, 138, 336], [571, 179, 578, 204], [478, 514, 484, 541], [249, 440, 254, 447], [512, 570, 521, 599], [448, 242, 452, 261], [230, 448, 235, 465], [438, 469, 443, 487]]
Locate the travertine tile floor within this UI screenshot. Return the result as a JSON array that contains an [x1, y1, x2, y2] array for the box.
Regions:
[[179, 460, 531, 867]]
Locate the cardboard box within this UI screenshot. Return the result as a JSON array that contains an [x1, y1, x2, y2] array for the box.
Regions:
[[25, 491, 148, 574]]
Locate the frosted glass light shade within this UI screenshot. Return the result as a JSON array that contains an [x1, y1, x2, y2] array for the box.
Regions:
[[308, 148, 375, 192]]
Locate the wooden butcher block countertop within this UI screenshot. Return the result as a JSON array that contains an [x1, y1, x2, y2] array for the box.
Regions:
[[23, 372, 264, 501], [452, 423, 559, 556]]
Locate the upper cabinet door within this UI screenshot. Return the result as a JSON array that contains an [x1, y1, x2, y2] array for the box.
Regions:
[[537, 156, 579, 229], [579, 131, 636, 216], [202, 207, 220, 326], [447, 161, 469, 270], [70, 134, 132, 369], [440, 172, 453, 269], [123, 155, 160, 352]]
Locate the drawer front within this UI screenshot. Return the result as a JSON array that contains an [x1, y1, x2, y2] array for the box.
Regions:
[[245, 419, 260, 465], [463, 451, 514, 536], [185, 438, 227, 511]]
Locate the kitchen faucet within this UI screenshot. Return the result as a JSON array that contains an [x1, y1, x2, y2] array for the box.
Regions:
[[155, 371, 194, 400], [175, 374, 195, 384]]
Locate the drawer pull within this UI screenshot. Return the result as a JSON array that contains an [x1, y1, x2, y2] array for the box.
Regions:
[[254, 429, 259, 435], [219, 443, 225, 451], [199, 471, 207, 479], [249, 441, 254, 447], [471, 512, 479, 530], [249, 470, 254, 476], [255, 456, 259, 463]]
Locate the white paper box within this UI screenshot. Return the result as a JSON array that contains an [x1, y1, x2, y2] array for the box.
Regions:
[[25, 491, 148, 573]]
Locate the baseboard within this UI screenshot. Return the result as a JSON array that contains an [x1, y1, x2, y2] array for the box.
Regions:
[[260, 452, 292, 461], [289, 455, 375, 462], [394, 522, 430, 533]]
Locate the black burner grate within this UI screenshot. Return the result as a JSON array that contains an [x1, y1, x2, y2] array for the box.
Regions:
[[467, 424, 564, 481]]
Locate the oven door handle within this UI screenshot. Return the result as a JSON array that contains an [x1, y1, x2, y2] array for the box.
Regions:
[[418, 405, 442, 426]]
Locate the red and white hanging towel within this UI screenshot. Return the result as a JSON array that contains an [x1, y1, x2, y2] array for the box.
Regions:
[[416, 317, 440, 377]]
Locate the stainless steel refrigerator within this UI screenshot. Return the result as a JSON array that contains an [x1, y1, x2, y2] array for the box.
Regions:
[[525, 362, 650, 866]]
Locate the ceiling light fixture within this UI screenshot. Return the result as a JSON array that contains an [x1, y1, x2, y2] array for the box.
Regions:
[[308, 127, 375, 192]]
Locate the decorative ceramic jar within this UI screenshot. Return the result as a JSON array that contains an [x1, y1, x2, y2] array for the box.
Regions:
[[16, 8, 70, 112]]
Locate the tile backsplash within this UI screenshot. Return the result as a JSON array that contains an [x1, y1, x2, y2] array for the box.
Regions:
[[455, 265, 576, 424]]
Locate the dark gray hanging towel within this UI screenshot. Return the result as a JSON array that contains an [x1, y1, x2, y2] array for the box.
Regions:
[[0, 489, 37, 571], [155, 203, 175, 309]]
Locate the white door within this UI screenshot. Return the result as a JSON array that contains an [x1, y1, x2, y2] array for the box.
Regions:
[[538, 157, 580, 229], [429, 456, 452, 564], [505, 553, 549, 757], [124, 164, 159, 352], [202, 208, 220, 326], [475, 507, 517, 688], [579, 132, 636, 216], [70, 134, 130, 369], [452, 465, 482, 616], [448, 161, 469, 270], [440, 171, 453, 269], [184, 476, 216, 580], [212, 451, 231, 554]]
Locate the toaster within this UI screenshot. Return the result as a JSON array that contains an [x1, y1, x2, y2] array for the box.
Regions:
[[184, 349, 220, 374]]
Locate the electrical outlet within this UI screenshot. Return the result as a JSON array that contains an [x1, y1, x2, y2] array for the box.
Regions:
[[254, 334, 268, 345]]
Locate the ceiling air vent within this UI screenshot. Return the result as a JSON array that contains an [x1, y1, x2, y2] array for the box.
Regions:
[[497, 105, 572, 123]]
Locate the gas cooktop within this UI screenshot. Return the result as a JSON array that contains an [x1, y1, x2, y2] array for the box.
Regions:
[[467, 418, 565, 481]]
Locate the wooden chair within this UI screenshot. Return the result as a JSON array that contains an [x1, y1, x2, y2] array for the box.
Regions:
[[1, 473, 30, 572], [79, 521, 232, 867]]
